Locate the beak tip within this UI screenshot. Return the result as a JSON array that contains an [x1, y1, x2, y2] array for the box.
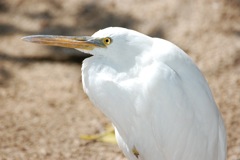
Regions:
[[21, 35, 43, 43], [21, 36, 32, 42]]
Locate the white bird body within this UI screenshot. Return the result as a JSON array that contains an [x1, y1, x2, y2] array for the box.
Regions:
[[22, 27, 226, 160], [81, 28, 226, 160]]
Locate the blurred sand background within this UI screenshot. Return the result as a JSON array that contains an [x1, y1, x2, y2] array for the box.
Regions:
[[0, 0, 239, 159]]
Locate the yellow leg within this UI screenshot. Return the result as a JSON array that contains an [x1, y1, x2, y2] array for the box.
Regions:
[[80, 126, 117, 144]]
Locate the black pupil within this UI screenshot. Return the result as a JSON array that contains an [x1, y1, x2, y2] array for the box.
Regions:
[[106, 39, 109, 43]]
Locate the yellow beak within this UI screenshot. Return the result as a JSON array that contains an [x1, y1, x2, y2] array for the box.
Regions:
[[22, 35, 105, 50]]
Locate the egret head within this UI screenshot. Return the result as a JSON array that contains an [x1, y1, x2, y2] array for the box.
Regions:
[[90, 27, 152, 57], [22, 27, 152, 60]]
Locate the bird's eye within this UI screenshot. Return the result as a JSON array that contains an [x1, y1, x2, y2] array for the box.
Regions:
[[102, 37, 112, 46]]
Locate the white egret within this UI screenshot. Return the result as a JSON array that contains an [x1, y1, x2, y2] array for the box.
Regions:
[[22, 27, 226, 160]]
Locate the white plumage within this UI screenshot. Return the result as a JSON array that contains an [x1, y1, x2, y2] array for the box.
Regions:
[[23, 27, 227, 160]]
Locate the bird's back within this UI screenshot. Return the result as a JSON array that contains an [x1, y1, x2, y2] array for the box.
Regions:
[[146, 38, 227, 160]]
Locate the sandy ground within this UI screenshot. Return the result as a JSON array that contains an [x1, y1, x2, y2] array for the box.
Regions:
[[0, 0, 239, 159]]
